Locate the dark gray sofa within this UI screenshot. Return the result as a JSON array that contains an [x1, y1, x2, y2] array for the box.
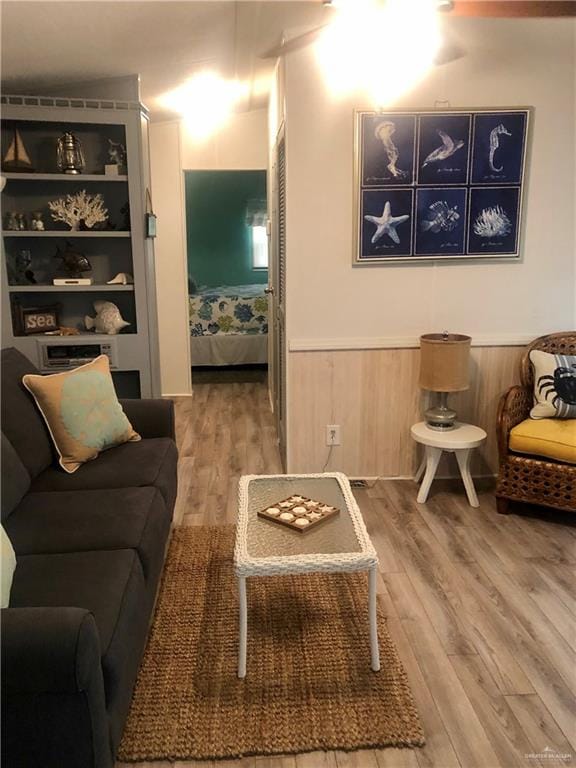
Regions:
[[1, 347, 178, 768]]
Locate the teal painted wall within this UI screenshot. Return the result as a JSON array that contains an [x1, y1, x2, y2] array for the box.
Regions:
[[185, 170, 268, 289]]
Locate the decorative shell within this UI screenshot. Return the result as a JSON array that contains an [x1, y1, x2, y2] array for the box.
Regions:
[[106, 272, 134, 285]]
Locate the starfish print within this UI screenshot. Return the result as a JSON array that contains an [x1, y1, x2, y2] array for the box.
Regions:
[[365, 201, 410, 245]]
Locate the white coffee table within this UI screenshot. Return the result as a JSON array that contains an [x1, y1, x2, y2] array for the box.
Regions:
[[234, 472, 380, 679], [411, 421, 487, 507]]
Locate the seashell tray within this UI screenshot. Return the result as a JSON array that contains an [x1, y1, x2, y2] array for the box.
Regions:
[[257, 495, 340, 533]]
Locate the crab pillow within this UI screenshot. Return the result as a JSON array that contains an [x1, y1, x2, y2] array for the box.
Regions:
[[530, 349, 576, 419]]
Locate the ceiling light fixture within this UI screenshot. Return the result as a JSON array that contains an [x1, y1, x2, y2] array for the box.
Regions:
[[315, 0, 441, 105], [158, 72, 248, 142]]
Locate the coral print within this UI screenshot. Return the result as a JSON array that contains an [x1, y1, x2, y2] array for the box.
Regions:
[[468, 187, 520, 255], [473, 206, 511, 238]]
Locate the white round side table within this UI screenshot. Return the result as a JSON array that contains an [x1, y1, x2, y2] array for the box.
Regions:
[[411, 422, 487, 508]]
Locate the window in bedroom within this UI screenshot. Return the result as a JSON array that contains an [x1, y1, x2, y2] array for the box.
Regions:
[[251, 224, 268, 270]]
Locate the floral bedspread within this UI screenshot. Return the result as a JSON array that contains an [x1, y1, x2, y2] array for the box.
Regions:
[[189, 285, 268, 336]]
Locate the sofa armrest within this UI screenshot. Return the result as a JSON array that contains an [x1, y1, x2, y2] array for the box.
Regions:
[[2, 607, 101, 693], [120, 398, 175, 440], [1, 607, 111, 768], [496, 385, 532, 462]]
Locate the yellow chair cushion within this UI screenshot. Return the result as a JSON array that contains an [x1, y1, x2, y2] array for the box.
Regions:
[[509, 418, 576, 464]]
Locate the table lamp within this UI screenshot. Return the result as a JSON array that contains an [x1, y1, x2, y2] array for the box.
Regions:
[[419, 331, 471, 431]]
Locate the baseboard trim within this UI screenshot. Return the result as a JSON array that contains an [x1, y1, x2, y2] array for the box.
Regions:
[[289, 334, 538, 352], [372, 474, 498, 483], [162, 392, 193, 398]]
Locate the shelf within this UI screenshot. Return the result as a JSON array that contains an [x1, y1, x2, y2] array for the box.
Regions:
[[2, 172, 128, 182], [17, 332, 136, 341], [2, 231, 131, 238], [8, 284, 134, 293]]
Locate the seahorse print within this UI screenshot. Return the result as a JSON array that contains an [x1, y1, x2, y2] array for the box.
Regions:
[[489, 124, 512, 173], [374, 121, 407, 179]]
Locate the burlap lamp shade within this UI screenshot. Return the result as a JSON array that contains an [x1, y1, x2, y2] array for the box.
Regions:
[[419, 332, 471, 430], [419, 333, 471, 392]]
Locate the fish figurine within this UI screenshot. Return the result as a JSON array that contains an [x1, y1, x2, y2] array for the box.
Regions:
[[85, 300, 130, 335], [54, 242, 92, 279]]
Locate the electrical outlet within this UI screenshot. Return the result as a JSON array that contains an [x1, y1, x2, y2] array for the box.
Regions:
[[326, 425, 341, 446]]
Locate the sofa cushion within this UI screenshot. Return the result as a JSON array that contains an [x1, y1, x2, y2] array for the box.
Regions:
[[23, 355, 141, 474], [510, 418, 576, 464], [5, 487, 170, 580], [1, 434, 31, 522], [1, 348, 54, 478], [30, 437, 178, 509], [9, 548, 153, 751]]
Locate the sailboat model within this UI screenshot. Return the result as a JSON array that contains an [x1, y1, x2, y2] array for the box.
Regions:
[[2, 129, 34, 172]]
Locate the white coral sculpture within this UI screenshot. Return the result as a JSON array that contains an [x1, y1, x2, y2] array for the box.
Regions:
[[48, 190, 108, 231]]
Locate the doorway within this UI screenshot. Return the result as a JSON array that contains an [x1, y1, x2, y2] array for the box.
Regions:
[[185, 169, 269, 382]]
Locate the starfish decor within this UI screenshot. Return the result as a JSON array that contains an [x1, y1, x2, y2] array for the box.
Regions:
[[365, 201, 410, 245]]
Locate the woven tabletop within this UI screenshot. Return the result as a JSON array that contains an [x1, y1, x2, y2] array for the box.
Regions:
[[234, 473, 378, 577]]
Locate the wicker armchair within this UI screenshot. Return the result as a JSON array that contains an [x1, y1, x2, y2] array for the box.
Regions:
[[496, 331, 576, 514]]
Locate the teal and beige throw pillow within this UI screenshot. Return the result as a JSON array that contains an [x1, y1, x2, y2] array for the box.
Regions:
[[23, 355, 140, 473], [1, 525, 16, 608], [530, 349, 576, 419]]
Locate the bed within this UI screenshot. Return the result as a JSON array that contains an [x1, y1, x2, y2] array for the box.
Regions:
[[189, 284, 269, 366]]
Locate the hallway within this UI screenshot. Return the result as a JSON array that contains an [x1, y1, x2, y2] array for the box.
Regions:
[[173, 381, 282, 527]]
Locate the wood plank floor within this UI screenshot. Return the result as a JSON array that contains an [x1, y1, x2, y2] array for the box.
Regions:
[[118, 381, 576, 768]]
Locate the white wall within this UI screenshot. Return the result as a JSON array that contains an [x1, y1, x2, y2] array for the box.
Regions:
[[281, 18, 575, 476], [180, 108, 268, 170], [150, 109, 268, 395], [149, 120, 191, 396], [283, 19, 575, 345]]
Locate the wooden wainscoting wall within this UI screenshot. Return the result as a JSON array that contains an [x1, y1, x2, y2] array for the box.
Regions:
[[287, 345, 524, 478]]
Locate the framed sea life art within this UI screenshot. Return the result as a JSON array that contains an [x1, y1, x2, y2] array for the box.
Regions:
[[353, 107, 531, 265]]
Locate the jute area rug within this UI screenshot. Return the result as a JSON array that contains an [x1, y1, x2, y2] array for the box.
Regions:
[[118, 526, 425, 762]]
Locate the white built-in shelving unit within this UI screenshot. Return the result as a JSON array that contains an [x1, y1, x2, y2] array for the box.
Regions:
[[1, 94, 160, 397]]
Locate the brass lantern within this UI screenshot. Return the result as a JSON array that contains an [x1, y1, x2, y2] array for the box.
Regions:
[[57, 132, 85, 175]]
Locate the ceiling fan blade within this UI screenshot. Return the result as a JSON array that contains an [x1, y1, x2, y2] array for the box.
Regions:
[[434, 39, 466, 65], [260, 25, 327, 59], [450, 1, 576, 17]]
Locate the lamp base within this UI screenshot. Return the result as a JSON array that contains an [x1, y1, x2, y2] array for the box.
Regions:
[[425, 392, 457, 431]]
